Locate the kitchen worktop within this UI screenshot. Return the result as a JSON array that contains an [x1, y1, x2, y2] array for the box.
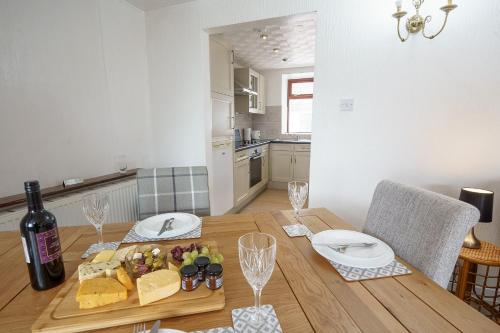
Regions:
[[235, 139, 311, 152]]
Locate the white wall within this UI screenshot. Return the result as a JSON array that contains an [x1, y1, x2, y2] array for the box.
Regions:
[[0, 0, 152, 197], [146, 0, 500, 244]]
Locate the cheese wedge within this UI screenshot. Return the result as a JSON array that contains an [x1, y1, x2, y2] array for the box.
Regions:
[[76, 278, 127, 309], [105, 267, 117, 278], [168, 261, 179, 272], [78, 261, 121, 282], [136, 269, 180, 306], [112, 245, 137, 262], [92, 250, 117, 263], [116, 267, 134, 290]]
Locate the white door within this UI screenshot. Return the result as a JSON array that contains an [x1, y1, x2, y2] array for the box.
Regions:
[[211, 92, 234, 137], [234, 158, 250, 204], [293, 151, 310, 182], [211, 141, 234, 215], [271, 150, 292, 182], [209, 38, 234, 96]]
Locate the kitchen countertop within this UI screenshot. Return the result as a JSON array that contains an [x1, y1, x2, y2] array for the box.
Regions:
[[235, 139, 311, 152]]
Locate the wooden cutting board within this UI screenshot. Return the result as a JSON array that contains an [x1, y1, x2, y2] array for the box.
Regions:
[[32, 241, 225, 333]]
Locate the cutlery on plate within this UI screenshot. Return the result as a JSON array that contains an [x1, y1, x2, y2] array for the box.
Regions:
[[157, 217, 175, 236], [316, 242, 378, 253], [133, 322, 146, 333], [150, 320, 161, 333]]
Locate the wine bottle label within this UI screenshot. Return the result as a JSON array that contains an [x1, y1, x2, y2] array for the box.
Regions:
[[21, 237, 30, 263], [35, 228, 62, 264]]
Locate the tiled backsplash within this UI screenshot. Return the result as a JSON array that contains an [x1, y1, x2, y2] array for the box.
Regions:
[[235, 106, 311, 140]]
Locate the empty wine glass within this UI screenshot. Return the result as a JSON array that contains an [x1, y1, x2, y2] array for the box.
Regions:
[[115, 154, 128, 173], [82, 193, 110, 251], [288, 181, 309, 223], [238, 232, 277, 324]]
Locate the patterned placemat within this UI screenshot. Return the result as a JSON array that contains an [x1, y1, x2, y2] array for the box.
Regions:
[[232, 304, 282, 333], [191, 327, 234, 333], [282, 224, 312, 237], [330, 259, 412, 281], [121, 220, 202, 244], [81, 241, 121, 259]]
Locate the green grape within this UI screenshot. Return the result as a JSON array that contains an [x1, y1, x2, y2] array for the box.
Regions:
[[211, 257, 220, 264], [183, 257, 193, 265], [201, 247, 210, 255], [182, 252, 191, 260], [191, 250, 199, 258], [216, 253, 224, 263]]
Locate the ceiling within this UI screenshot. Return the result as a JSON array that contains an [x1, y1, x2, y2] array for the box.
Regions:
[[219, 13, 316, 71], [126, 0, 194, 11]]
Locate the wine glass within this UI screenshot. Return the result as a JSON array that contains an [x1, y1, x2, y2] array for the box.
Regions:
[[238, 232, 277, 324], [115, 154, 128, 173], [82, 193, 110, 251], [288, 181, 309, 223]]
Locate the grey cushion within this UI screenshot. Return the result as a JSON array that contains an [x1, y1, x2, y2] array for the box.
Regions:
[[363, 180, 479, 288], [137, 166, 210, 220]]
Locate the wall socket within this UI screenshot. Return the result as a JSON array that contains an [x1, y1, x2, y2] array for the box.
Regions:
[[340, 98, 354, 112]]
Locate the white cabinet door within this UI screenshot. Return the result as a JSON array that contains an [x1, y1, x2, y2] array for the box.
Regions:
[[293, 151, 310, 182], [258, 73, 266, 114], [211, 92, 234, 137], [271, 150, 292, 182], [262, 151, 269, 183], [209, 38, 233, 96], [211, 141, 234, 215], [234, 158, 249, 204]]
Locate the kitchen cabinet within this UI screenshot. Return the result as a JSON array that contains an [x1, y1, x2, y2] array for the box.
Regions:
[[209, 37, 234, 97], [257, 73, 266, 114], [270, 144, 310, 182], [234, 157, 250, 204], [211, 92, 234, 137], [234, 68, 265, 114], [262, 146, 269, 183]]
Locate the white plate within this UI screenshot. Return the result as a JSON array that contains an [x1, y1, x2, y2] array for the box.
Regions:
[[147, 329, 186, 333], [134, 213, 201, 239], [311, 230, 394, 268]]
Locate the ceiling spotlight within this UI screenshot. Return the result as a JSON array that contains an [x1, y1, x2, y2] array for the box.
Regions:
[[282, 57, 288, 62], [260, 33, 268, 40], [273, 48, 280, 53]]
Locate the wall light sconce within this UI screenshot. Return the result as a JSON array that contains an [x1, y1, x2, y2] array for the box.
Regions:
[[392, 0, 457, 42]]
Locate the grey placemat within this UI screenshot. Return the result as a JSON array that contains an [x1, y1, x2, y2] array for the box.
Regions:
[[293, 224, 412, 281], [232, 304, 282, 333], [191, 327, 234, 333], [81, 241, 121, 259], [330, 259, 412, 281], [121, 220, 202, 244]]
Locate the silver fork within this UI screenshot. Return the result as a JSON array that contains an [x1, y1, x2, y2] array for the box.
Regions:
[[328, 242, 377, 253], [133, 322, 146, 333]]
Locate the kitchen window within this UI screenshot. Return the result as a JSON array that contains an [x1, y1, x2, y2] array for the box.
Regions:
[[286, 77, 314, 133]]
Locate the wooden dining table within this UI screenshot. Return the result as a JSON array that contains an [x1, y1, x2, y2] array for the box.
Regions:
[[0, 208, 498, 332]]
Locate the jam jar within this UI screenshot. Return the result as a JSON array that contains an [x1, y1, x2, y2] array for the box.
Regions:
[[194, 256, 210, 282], [205, 263, 223, 290], [180, 264, 199, 291]]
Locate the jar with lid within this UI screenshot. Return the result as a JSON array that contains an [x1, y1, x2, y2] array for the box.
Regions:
[[194, 256, 210, 281], [205, 263, 223, 290], [180, 264, 199, 291]]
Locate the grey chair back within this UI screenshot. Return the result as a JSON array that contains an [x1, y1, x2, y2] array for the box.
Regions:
[[363, 180, 479, 288], [137, 166, 210, 220]]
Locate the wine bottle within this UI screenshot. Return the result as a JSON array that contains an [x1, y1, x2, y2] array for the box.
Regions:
[[20, 180, 65, 290]]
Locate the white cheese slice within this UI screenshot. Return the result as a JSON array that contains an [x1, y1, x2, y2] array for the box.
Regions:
[[136, 269, 180, 306], [78, 260, 121, 282], [112, 245, 137, 262]]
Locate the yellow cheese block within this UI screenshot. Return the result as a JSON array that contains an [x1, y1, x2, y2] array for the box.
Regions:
[[92, 250, 117, 263], [76, 278, 127, 309], [116, 267, 134, 290], [136, 269, 180, 306]]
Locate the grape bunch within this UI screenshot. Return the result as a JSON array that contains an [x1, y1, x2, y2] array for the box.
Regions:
[[170, 243, 224, 267]]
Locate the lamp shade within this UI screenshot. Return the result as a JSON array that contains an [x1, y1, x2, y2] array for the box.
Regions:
[[459, 188, 494, 223]]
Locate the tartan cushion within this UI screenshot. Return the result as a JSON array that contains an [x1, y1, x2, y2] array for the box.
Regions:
[[137, 166, 210, 220]]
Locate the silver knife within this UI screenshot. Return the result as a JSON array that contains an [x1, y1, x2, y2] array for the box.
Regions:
[[150, 320, 161, 333], [157, 217, 174, 236]]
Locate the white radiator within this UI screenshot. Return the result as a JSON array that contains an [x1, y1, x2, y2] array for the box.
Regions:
[[0, 179, 138, 231]]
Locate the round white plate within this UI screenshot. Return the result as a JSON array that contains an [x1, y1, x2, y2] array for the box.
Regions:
[[147, 329, 186, 333], [311, 230, 394, 268], [134, 213, 201, 239]]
